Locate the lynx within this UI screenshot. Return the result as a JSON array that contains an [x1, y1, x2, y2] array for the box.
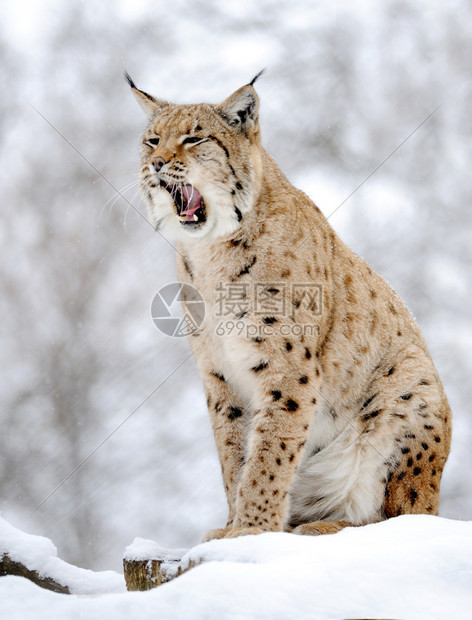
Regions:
[[127, 72, 451, 539]]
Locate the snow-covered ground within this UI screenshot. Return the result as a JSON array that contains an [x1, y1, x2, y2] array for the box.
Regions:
[[1, 514, 471, 619]]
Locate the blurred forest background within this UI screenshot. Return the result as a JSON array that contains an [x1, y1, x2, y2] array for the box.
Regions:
[[0, 0, 471, 571]]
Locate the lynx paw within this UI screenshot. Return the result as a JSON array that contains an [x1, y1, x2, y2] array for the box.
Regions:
[[201, 528, 232, 543], [201, 526, 264, 542], [292, 521, 350, 536], [223, 526, 264, 539]]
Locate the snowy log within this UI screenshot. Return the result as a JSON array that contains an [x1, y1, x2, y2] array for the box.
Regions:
[[123, 539, 192, 591], [0, 515, 124, 595], [0, 553, 70, 594], [123, 558, 165, 590]]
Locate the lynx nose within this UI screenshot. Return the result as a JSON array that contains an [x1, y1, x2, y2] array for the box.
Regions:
[[152, 156, 166, 172]]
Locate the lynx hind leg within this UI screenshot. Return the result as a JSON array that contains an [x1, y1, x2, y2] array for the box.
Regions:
[[384, 403, 451, 517]]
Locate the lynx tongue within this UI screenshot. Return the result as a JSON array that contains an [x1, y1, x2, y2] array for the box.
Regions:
[[180, 184, 202, 221]]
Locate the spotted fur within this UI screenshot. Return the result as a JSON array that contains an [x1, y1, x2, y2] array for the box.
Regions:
[[129, 75, 452, 540]]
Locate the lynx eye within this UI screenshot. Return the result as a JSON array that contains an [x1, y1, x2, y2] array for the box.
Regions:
[[182, 136, 204, 145], [144, 137, 160, 147]]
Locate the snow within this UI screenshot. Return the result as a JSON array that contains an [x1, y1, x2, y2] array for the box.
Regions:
[[124, 537, 187, 563], [0, 514, 124, 596], [1, 514, 471, 619]]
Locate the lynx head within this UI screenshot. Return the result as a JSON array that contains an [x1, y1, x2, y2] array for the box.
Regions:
[[126, 71, 264, 242]]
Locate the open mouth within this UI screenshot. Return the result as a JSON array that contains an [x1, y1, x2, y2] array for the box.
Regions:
[[159, 180, 206, 226]]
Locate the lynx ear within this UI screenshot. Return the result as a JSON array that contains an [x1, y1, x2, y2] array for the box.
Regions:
[[125, 72, 168, 117], [216, 81, 260, 134]]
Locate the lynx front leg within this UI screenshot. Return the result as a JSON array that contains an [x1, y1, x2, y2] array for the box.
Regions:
[[203, 370, 247, 529], [230, 396, 312, 534]]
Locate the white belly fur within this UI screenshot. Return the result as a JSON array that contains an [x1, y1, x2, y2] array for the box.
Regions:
[[289, 404, 385, 524]]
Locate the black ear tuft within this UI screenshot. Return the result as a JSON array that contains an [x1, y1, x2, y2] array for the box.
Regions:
[[126, 74, 168, 116], [249, 69, 265, 87], [124, 71, 137, 89]]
